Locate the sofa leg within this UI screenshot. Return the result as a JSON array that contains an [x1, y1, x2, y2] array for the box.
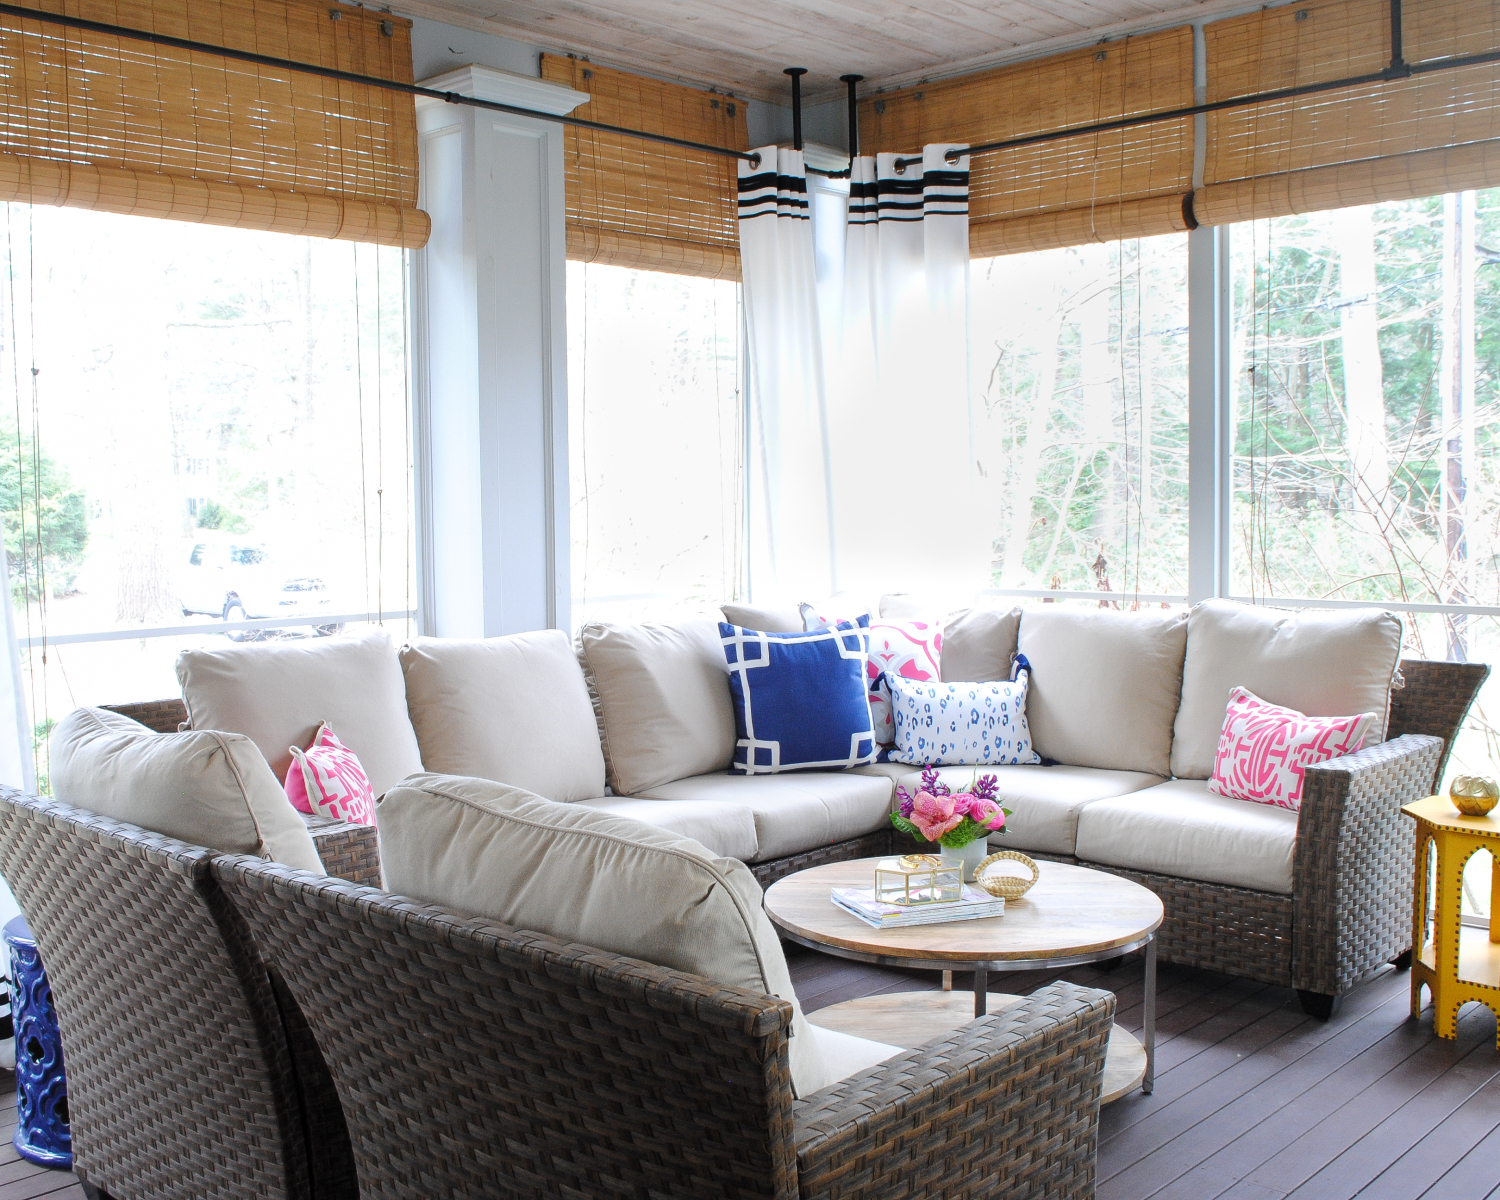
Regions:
[[1297, 989, 1343, 1020], [1390, 948, 1413, 971], [79, 1184, 117, 1200], [1096, 955, 1125, 972]]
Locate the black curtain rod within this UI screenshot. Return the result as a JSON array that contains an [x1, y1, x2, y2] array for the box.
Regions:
[[0, 1, 778, 170]]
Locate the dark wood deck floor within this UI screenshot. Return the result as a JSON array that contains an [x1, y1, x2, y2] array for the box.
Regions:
[[0, 1090, 80, 1200], [6, 952, 1499, 1199], [789, 945, 1500, 1200]]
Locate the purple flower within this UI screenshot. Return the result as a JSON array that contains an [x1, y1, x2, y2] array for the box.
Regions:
[[920, 766, 944, 795], [973, 774, 999, 802]]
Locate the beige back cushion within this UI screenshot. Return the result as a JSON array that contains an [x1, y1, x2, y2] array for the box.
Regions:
[[1171, 600, 1403, 779], [1018, 607, 1189, 777], [940, 606, 1023, 682], [576, 619, 736, 795], [379, 774, 831, 1098], [400, 632, 606, 803], [50, 707, 324, 873], [720, 602, 803, 633], [177, 628, 423, 796]]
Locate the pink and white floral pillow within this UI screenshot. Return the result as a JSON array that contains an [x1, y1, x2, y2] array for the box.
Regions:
[[1209, 687, 1378, 811], [284, 723, 377, 826], [802, 606, 941, 744]]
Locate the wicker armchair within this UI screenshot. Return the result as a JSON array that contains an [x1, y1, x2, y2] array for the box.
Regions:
[[214, 854, 1117, 1200], [1083, 658, 1490, 1017], [0, 789, 358, 1200]]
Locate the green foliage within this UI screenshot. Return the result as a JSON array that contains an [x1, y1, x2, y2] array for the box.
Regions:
[[890, 812, 926, 842], [195, 500, 248, 533], [0, 423, 88, 601], [31, 718, 54, 796], [889, 810, 996, 850]]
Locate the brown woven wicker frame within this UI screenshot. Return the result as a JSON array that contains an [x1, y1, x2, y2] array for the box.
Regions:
[[0, 789, 357, 1200], [214, 854, 1115, 1199]]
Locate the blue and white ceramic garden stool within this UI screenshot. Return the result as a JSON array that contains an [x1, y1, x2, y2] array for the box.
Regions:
[[4, 915, 70, 1167]]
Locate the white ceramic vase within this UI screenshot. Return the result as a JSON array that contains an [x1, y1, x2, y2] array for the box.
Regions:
[[941, 840, 988, 883]]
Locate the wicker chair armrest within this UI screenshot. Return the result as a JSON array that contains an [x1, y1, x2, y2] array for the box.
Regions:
[[791, 981, 1114, 1200], [302, 813, 382, 887], [1293, 733, 1444, 995]]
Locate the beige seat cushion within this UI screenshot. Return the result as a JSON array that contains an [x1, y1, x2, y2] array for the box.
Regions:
[[894, 764, 1164, 857], [808, 1025, 903, 1086], [572, 796, 759, 861], [1018, 607, 1189, 777], [400, 632, 605, 803], [847, 761, 916, 782], [177, 628, 423, 797], [940, 607, 1023, 683], [1171, 599, 1403, 780], [577, 619, 737, 795], [378, 773, 831, 1098], [1074, 778, 1298, 894], [50, 707, 324, 874], [635, 772, 895, 862]]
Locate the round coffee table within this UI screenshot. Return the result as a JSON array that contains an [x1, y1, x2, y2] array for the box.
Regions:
[[764, 856, 1163, 1098]]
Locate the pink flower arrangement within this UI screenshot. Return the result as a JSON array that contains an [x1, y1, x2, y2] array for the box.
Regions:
[[892, 767, 1010, 849]]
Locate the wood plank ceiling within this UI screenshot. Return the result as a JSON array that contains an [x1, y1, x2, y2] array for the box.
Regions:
[[396, 0, 1238, 103]]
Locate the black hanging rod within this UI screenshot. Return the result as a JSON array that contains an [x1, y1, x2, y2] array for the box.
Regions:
[[892, 0, 1492, 171], [0, 0, 771, 169]]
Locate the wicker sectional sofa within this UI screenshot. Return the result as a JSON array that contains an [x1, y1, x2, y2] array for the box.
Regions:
[[104, 594, 1483, 1026]]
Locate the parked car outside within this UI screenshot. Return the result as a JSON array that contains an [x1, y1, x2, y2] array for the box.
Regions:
[[178, 540, 340, 640]]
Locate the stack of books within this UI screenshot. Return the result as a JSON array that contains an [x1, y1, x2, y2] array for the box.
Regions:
[[831, 885, 1005, 930]]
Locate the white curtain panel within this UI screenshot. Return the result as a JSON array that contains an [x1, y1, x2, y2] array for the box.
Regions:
[[833, 144, 986, 595], [738, 146, 836, 600]]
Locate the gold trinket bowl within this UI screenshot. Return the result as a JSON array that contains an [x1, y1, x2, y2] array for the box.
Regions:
[[1449, 775, 1500, 817]]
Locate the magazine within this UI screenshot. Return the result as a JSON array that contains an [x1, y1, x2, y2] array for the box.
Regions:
[[830, 885, 1005, 930]]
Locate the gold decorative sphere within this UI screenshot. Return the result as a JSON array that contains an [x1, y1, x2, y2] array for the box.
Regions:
[[1450, 775, 1500, 817]]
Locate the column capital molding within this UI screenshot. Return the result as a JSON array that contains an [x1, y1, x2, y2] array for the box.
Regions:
[[416, 65, 589, 116]]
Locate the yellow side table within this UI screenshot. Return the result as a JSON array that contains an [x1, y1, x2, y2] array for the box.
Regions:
[[1402, 794, 1500, 1043]]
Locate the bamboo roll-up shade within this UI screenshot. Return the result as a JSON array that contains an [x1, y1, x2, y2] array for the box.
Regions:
[[0, 0, 427, 248], [541, 55, 747, 281], [1194, 137, 1500, 225], [860, 26, 1194, 258], [969, 194, 1192, 258], [1200, 0, 1500, 224]]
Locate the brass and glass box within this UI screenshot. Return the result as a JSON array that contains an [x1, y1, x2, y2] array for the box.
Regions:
[[874, 855, 962, 906]]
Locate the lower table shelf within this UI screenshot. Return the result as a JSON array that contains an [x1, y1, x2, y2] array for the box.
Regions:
[[807, 990, 1147, 1105]]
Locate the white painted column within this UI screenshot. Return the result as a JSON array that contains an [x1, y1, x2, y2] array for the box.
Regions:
[[411, 66, 588, 637], [1186, 223, 1232, 604]]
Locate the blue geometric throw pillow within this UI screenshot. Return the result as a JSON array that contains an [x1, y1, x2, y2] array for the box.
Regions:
[[719, 619, 877, 774]]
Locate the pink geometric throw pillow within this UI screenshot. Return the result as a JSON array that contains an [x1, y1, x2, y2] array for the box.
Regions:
[[1209, 687, 1378, 811], [284, 723, 377, 826], [802, 607, 941, 745]]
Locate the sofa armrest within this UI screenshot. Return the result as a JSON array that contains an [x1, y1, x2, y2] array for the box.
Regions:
[[1293, 733, 1443, 995], [303, 814, 382, 888], [792, 981, 1113, 1200]]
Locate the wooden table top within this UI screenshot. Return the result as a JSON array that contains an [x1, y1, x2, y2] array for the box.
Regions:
[[1403, 794, 1500, 836], [763, 856, 1163, 964]]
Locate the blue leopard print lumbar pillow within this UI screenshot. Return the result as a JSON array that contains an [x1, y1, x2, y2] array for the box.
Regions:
[[887, 663, 1039, 767]]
